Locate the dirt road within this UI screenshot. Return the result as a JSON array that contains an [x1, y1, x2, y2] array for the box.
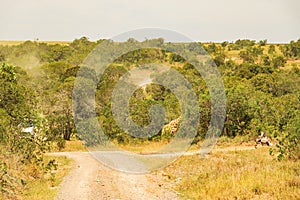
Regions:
[[52, 146, 255, 200], [52, 152, 179, 200]]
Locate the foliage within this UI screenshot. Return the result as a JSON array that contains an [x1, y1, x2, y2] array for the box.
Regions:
[[270, 116, 300, 161], [280, 39, 300, 58], [0, 63, 56, 199]]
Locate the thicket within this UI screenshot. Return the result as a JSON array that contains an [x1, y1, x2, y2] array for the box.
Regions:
[[0, 63, 57, 198]]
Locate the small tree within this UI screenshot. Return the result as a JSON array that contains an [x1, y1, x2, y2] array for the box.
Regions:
[[268, 45, 276, 54], [271, 55, 286, 68], [258, 39, 267, 46], [213, 53, 226, 66], [271, 117, 300, 161], [239, 50, 254, 63]]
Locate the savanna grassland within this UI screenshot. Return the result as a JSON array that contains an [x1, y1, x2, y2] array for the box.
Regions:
[[0, 38, 299, 199], [162, 146, 300, 200]]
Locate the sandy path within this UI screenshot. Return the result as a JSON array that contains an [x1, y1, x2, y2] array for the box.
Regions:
[[52, 152, 179, 200]]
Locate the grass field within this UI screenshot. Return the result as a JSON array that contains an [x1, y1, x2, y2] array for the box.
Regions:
[[162, 146, 300, 200]]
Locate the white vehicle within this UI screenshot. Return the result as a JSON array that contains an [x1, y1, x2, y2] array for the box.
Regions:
[[19, 121, 35, 138], [22, 126, 34, 137]]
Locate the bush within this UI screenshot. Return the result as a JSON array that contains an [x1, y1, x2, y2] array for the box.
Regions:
[[270, 117, 300, 161]]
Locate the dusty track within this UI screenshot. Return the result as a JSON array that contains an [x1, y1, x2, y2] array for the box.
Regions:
[[52, 152, 179, 200]]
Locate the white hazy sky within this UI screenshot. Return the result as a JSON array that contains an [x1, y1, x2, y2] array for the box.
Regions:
[[0, 0, 299, 42]]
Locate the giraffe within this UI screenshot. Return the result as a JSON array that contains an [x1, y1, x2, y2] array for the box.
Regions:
[[162, 117, 181, 136]]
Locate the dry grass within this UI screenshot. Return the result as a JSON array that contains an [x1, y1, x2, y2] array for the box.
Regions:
[[0, 40, 70, 46], [116, 140, 170, 153], [284, 60, 300, 70], [113, 138, 202, 154], [162, 146, 300, 200], [39, 41, 71, 45], [50, 138, 87, 152], [62, 139, 88, 152], [22, 155, 72, 200], [0, 41, 24, 46]]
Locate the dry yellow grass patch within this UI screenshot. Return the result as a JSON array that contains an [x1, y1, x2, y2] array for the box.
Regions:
[[0, 40, 70, 46], [50, 138, 88, 152], [0, 41, 25, 46], [162, 147, 300, 199]]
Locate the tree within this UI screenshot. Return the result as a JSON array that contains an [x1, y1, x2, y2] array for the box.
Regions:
[[271, 116, 300, 161], [169, 53, 185, 63], [258, 39, 267, 46], [261, 55, 271, 66], [239, 50, 254, 63], [235, 39, 256, 48], [251, 46, 264, 57], [221, 41, 229, 47], [223, 78, 254, 137], [268, 44, 276, 54], [0, 63, 54, 198], [271, 55, 286, 68], [46, 44, 72, 62], [187, 42, 206, 55], [213, 53, 226, 66], [206, 43, 218, 54], [0, 63, 34, 126], [279, 39, 300, 58]]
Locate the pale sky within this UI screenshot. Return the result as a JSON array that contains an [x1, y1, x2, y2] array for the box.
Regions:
[[0, 0, 299, 43]]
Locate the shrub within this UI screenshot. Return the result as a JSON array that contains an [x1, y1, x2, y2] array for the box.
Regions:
[[270, 117, 300, 161]]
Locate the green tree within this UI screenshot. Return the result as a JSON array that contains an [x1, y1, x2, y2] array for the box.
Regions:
[[271, 116, 300, 161], [213, 53, 226, 66], [221, 41, 229, 47], [271, 55, 286, 68], [0, 63, 54, 198], [258, 39, 267, 46], [239, 50, 254, 63], [268, 44, 276, 54], [206, 43, 218, 54]]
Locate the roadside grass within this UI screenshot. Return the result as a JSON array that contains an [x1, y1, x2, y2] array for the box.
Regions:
[[58, 137, 170, 153], [162, 147, 300, 200], [116, 139, 181, 153], [62, 139, 87, 152], [91, 136, 254, 154], [22, 155, 72, 200], [51, 138, 87, 152], [86, 139, 173, 153], [113, 138, 208, 154]]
